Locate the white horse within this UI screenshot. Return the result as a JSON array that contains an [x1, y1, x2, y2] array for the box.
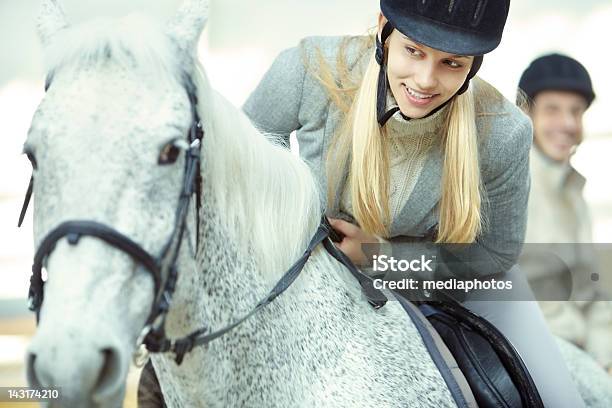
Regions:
[[24, 1, 612, 407]]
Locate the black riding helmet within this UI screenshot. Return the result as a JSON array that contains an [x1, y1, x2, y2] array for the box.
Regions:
[[518, 53, 595, 108], [376, 0, 511, 125]]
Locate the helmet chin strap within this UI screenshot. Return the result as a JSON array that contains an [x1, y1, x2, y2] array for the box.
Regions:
[[375, 22, 397, 126], [375, 22, 483, 127]]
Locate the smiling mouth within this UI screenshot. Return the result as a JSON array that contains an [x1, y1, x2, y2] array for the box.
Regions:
[[406, 86, 436, 99], [403, 85, 438, 107]]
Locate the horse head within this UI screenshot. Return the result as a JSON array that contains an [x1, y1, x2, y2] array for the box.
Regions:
[[25, 1, 208, 405]]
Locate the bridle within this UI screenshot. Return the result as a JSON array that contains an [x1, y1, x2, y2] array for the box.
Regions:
[[19, 73, 387, 365]]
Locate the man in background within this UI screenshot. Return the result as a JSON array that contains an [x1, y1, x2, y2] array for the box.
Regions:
[[518, 53, 612, 373]]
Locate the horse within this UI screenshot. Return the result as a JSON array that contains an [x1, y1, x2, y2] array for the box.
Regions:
[[23, 0, 612, 407]]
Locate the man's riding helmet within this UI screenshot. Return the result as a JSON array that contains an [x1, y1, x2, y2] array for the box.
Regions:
[[518, 53, 595, 109]]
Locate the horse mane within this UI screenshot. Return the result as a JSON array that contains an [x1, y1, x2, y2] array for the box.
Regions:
[[42, 13, 182, 84], [192, 64, 323, 278], [42, 11, 322, 279]]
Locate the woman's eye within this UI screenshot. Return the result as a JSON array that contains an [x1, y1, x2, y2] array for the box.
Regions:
[[158, 142, 181, 165], [25, 151, 37, 170], [444, 60, 462, 69], [405, 46, 420, 56]]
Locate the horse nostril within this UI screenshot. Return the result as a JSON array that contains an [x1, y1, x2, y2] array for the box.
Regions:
[[26, 352, 43, 388], [92, 347, 124, 402]]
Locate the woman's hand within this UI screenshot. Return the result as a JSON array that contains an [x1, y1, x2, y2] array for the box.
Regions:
[[328, 218, 379, 265]]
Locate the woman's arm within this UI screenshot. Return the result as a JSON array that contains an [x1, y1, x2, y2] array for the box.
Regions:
[[472, 116, 533, 274], [242, 45, 307, 147]]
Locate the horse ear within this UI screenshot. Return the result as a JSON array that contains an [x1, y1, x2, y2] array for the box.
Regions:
[[166, 0, 209, 56], [37, 0, 70, 46]]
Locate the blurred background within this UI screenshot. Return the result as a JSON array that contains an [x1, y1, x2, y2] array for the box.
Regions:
[[1, 0, 611, 405]]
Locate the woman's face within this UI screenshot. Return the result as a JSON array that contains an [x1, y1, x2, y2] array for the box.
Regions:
[[379, 16, 474, 119]]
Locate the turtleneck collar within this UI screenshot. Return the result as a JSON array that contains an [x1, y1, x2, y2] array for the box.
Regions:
[[383, 90, 448, 138]]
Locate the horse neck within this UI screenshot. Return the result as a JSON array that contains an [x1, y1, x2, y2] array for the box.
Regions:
[[193, 63, 322, 280], [163, 65, 323, 336]]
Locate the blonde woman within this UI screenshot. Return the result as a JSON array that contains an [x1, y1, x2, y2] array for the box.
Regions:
[[243, 0, 585, 406]]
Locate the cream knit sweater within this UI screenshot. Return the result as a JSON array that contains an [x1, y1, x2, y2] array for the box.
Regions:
[[340, 93, 447, 223]]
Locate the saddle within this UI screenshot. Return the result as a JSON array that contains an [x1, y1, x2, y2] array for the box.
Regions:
[[407, 296, 544, 408], [325, 217, 544, 407], [350, 229, 545, 407]]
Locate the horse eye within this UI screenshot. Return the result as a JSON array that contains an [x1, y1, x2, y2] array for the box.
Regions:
[[158, 142, 181, 165], [25, 151, 38, 170]]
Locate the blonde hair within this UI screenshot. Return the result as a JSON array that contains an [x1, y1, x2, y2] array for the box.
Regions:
[[307, 34, 504, 243], [515, 87, 532, 115]]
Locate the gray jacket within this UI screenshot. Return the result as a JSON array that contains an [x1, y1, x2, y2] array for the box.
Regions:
[[243, 36, 533, 282]]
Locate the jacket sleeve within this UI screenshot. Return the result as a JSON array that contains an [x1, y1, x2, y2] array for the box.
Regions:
[[242, 45, 307, 148], [384, 115, 533, 283]]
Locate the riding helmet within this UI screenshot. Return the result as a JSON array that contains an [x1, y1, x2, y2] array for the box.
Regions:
[[518, 53, 595, 108], [376, 0, 511, 125]]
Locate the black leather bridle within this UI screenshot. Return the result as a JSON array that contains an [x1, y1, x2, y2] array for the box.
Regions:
[[19, 74, 387, 365]]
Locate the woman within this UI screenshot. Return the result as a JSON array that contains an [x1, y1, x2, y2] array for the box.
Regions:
[[242, 0, 585, 406]]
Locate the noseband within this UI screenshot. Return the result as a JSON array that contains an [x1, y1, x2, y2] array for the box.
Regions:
[[19, 74, 387, 365]]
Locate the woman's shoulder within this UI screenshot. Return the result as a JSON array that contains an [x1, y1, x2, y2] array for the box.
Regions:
[[297, 34, 373, 70], [282, 35, 373, 120], [269, 35, 371, 73], [473, 78, 533, 173]]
